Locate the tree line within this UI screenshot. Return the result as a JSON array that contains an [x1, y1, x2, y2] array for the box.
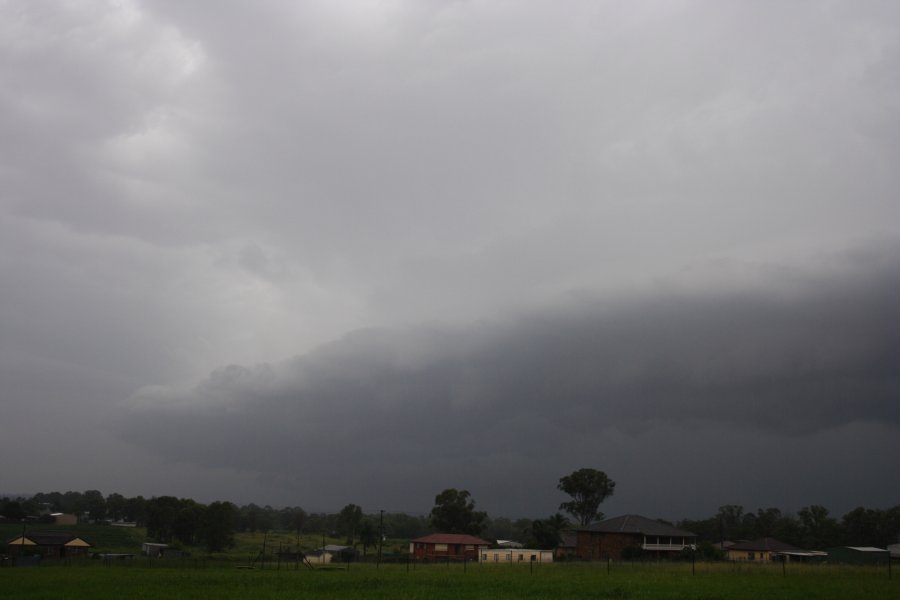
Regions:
[[678, 504, 900, 550], [3, 469, 896, 554]]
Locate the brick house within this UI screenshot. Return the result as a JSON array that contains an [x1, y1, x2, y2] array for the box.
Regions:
[[409, 533, 490, 560], [571, 514, 695, 560]]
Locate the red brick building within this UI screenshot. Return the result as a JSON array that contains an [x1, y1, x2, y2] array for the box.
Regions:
[[571, 514, 695, 560], [409, 533, 490, 560]]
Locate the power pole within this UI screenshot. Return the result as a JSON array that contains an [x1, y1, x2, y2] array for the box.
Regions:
[[378, 509, 384, 568]]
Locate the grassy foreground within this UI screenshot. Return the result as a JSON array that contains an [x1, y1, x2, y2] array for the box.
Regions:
[[0, 561, 895, 599]]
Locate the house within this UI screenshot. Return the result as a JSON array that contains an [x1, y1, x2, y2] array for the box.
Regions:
[[825, 546, 890, 565], [6, 531, 92, 559], [571, 514, 696, 560], [480, 548, 553, 563], [725, 538, 802, 562], [409, 533, 490, 560]]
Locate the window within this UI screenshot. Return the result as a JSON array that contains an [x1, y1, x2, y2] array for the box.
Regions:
[[434, 544, 447, 551], [748, 552, 755, 560]]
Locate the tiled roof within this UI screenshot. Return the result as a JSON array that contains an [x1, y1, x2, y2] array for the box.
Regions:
[[411, 533, 491, 546], [577, 514, 695, 537], [6, 531, 92, 547], [727, 538, 801, 552]]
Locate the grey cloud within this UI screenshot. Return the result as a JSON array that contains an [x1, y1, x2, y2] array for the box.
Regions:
[[3, 0, 900, 517], [117, 247, 900, 515]]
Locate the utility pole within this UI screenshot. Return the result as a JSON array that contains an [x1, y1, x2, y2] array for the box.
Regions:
[[378, 510, 384, 568], [20, 519, 26, 565]]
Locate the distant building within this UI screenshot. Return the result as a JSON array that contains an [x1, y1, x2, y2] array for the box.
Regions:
[[726, 538, 802, 562], [887, 543, 900, 561], [409, 534, 490, 560], [6, 531, 92, 559], [304, 545, 355, 564], [571, 514, 696, 560], [555, 531, 577, 559], [480, 548, 553, 563], [49, 513, 77, 525], [825, 546, 890, 565], [142, 542, 168, 557]]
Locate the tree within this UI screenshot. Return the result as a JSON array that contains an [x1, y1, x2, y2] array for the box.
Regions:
[[337, 504, 363, 545], [716, 505, 745, 541], [799, 505, 839, 548], [358, 519, 379, 556], [199, 501, 237, 553], [105, 493, 127, 522], [81, 490, 106, 522], [173, 499, 205, 545], [528, 513, 569, 550], [557, 468, 615, 526], [0, 499, 26, 520], [146, 496, 182, 543], [429, 489, 487, 535]]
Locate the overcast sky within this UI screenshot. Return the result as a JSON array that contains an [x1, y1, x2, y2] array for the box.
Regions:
[[1, 0, 898, 521]]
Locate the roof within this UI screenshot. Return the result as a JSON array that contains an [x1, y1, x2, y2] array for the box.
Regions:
[[411, 533, 491, 546], [727, 538, 801, 552], [6, 531, 92, 547], [577, 515, 695, 537], [841, 546, 888, 552]]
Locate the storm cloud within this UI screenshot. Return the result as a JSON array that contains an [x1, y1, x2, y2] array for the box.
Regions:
[[118, 247, 900, 516], [2, 1, 899, 518]]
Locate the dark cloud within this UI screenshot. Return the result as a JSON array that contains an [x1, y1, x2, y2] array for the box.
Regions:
[[2, 1, 899, 518], [117, 247, 900, 516]]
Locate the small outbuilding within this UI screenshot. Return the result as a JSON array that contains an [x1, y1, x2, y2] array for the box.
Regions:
[[825, 546, 890, 565], [480, 548, 553, 563], [49, 513, 78, 525], [409, 533, 490, 560], [142, 542, 169, 557], [305, 545, 355, 564]]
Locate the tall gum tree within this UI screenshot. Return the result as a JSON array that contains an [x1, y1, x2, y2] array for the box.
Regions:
[[558, 468, 616, 526]]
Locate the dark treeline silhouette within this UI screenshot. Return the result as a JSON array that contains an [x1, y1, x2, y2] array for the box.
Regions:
[[2, 491, 898, 550], [678, 504, 900, 549]]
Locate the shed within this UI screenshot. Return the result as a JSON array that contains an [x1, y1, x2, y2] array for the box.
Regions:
[[825, 546, 890, 565], [305, 545, 355, 564], [480, 548, 553, 563], [142, 542, 169, 557]]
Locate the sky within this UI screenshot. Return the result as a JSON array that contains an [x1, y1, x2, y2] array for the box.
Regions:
[[1, 0, 898, 522]]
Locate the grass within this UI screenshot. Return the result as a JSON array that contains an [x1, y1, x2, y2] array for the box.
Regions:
[[0, 561, 895, 599]]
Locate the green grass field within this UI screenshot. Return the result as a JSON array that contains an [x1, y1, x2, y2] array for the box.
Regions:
[[0, 561, 895, 599]]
